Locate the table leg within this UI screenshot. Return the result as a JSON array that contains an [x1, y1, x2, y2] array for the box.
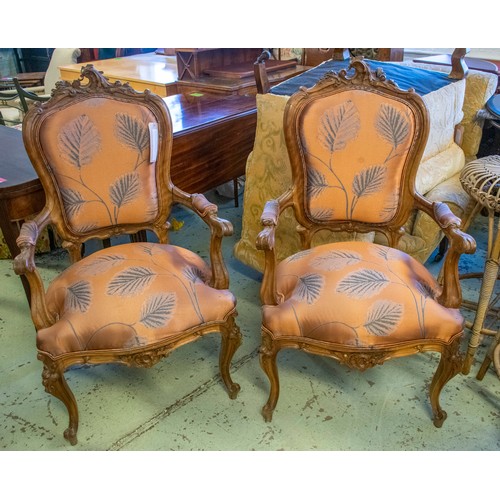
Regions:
[[233, 178, 239, 208], [0, 202, 31, 302]]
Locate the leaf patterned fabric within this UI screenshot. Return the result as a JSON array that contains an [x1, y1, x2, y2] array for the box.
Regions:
[[317, 100, 360, 153], [376, 104, 410, 150], [336, 269, 389, 298], [233, 94, 375, 272], [363, 301, 403, 336], [106, 266, 157, 296], [115, 113, 149, 156], [39, 98, 160, 233], [109, 172, 140, 209], [38, 243, 236, 356], [262, 241, 463, 347], [57, 114, 101, 169], [300, 89, 415, 223], [139, 293, 177, 328]]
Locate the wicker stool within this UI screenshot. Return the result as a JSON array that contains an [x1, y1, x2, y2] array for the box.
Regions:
[[460, 155, 500, 379]]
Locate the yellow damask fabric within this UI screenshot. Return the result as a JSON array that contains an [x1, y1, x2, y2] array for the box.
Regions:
[[461, 70, 498, 159]]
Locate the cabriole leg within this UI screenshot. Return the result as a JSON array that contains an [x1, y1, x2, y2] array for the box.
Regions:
[[38, 354, 79, 445], [429, 338, 463, 428], [259, 330, 280, 422], [219, 315, 242, 399]]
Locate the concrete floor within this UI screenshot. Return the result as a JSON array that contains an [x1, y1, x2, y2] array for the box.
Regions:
[[0, 191, 499, 453]]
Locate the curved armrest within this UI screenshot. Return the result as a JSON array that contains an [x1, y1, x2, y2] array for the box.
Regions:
[[414, 194, 476, 308], [172, 187, 233, 289], [13, 208, 56, 329], [430, 200, 476, 255], [14, 220, 41, 274], [257, 191, 293, 306], [256, 199, 280, 251]]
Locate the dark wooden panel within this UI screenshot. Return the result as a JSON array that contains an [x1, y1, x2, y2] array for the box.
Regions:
[[204, 59, 296, 79], [171, 109, 256, 193], [165, 92, 256, 192]]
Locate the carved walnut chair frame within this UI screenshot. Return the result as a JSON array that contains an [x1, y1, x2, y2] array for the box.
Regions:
[[257, 59, 476, 427], [13, 65, 242, 445]]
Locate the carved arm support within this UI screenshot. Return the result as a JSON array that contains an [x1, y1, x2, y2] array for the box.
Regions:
[[414, 194, 476, 308], [172, 187, 233, 289], [256, 190, 294, 306], [13, 207, 56, 329]]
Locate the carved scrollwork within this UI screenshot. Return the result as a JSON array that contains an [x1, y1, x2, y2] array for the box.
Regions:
[[228, 316, 243, 347], [48, 65, 145, 104], [118, 346, 173, 368], [40, 359, 61, 394], [259, 330, 276, 357], [444, 337, 464, 375], [338, 351, 390, 371]]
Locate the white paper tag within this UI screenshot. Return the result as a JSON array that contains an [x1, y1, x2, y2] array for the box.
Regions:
[[149, 122, 158, 163]]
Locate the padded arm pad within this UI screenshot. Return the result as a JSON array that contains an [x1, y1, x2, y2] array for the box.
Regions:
[[191, 193, 218, 217]]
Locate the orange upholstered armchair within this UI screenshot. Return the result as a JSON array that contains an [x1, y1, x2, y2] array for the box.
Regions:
[[13, 65, 242, 445], [256, 59, 475, 427]]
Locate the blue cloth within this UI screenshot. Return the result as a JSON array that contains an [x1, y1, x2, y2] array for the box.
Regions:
[[486, 94, 500, 118], [270, 59, 457, 97]]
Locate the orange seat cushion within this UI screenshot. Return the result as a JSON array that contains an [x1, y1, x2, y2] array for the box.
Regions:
[[263, 241, 463, 347], [38, 243, 236, 356]]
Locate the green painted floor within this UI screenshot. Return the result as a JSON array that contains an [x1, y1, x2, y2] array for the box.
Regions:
[[0, 191, 499, 452]]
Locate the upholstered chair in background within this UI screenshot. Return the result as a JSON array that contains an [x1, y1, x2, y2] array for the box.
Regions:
[[14, 65, 242, 445], [256, 60, 475, 427]]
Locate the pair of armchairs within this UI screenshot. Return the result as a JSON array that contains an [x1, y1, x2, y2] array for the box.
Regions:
[[15, 63, 474, 445]]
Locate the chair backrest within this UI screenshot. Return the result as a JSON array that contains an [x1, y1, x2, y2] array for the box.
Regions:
[[254, 50, 272, 94], [284, 59, 429, 248], [22, 64, 174, 246]]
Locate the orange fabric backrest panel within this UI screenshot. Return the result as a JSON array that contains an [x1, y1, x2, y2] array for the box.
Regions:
[[39, 97, 159, 232], [299, 89, 415, 224]]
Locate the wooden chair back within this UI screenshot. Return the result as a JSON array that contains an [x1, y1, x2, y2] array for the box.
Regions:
[[21, 65, 174, 254], [284, 58, 430, 249]]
